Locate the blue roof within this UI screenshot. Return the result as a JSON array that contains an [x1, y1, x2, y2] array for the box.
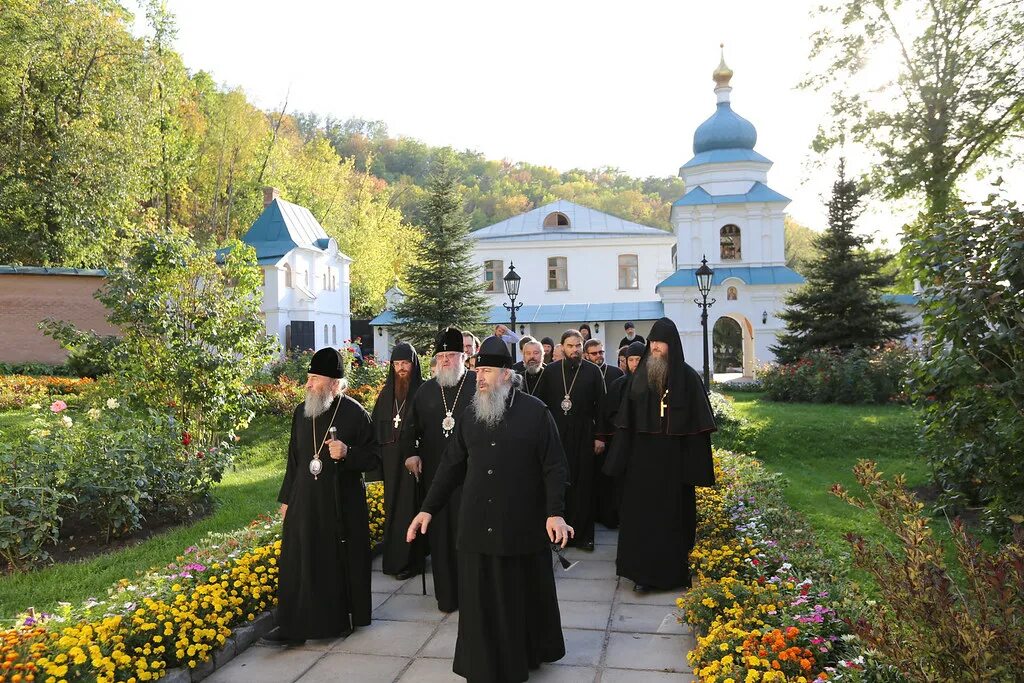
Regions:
[[657, 266, 805, 290], [681, 148, 771, 169], [882, 293, 920, 305], [371, 301, 666, 327], [237, 198, 332, 263], [693, 101, 757, 154], [673, 182, 790, 207]]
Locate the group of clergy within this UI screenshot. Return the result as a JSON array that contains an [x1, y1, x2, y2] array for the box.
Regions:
[[265, 317, 717, 683]]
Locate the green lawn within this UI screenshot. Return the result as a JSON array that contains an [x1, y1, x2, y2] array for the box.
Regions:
[[723, 392, 982, 588], [0, 414, 290, 619]]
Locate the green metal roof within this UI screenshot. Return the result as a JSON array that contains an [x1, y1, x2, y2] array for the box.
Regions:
[[0, 265, 108, 276]]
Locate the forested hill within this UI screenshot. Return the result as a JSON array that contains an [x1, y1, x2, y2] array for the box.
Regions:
[[294, 116, 685, 231]]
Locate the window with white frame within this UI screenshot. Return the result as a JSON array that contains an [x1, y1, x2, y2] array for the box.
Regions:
[[483, 260, 504, 293], [547, 257, 568, 291], [720, 224, 741, 260], [618, 254, 639, 289]]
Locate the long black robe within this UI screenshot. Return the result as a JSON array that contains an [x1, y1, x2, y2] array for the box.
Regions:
[[372, 359, 424, 576], [400, 370, 477, 611], [421, 389, 568, 683], [276, 394, 379, 639], [515, 364, 546, 397], [604, 318, 716, 590], [533, 358, 605, 547], [594, 367, 627, 529]]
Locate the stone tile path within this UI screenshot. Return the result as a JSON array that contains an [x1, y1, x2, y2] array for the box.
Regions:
[[210, 527, 696, 682]]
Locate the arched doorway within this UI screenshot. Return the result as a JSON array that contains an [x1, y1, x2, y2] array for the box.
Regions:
[[712, 314, 755, 378], [713, 318, 743, 374]]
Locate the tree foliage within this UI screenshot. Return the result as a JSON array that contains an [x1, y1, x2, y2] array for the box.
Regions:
[[772, 162, 911, 363], [392, 153, 489, 349], [804, 0, 1024, 220], [907, 187, 1024, 534]]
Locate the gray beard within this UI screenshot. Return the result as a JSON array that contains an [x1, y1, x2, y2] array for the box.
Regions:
[[473, 379, 512, 429], [646, 354, 669, 397], [525, 361, 542, 375], [304, 385, 337, 418], [436, 362, 466, 388]]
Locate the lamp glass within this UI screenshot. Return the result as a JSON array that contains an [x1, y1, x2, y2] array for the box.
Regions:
[[503, 266, 521, 298]]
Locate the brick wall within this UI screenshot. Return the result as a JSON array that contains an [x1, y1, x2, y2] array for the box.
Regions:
[[0, 274, 119, 365]]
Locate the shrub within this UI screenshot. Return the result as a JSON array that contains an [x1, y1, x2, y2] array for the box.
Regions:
[[759, 344, 914, 404], [0, 442, 68, 570], [832, 460, 1024, 681], [251, 377, 305, 416]]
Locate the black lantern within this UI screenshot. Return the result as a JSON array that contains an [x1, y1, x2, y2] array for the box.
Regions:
[[503, 262, 524, 362], [762, 310, 768, 325], [693, 255, 716, 392]]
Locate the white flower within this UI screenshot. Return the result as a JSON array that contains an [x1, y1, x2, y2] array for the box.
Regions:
[[29, 403, 42, 411], [61, 415, 74, 428], [106, 397, 120, 409], [87, 408, 102, 421]]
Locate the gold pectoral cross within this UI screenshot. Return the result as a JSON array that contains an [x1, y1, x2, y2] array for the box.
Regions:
[[660, 390, 669, 418]]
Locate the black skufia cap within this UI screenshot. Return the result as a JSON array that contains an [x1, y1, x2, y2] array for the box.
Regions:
[[308, 347, 344, 379]]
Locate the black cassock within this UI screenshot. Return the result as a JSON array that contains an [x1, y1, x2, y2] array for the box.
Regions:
[[514, 365, 546, 398], [533, 359, 605, 547], [421, 389, 568, 683], [400, 371, 476, 612], [372, 383, 424, 577], [594, 365, 626, 528], [276, 395, 379, 639]]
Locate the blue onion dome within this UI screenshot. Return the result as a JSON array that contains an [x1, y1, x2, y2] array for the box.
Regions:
[[692, 48, 758, 154]]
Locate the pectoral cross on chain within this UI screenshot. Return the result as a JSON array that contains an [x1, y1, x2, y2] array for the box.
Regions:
[[393, 412, 402, 429], [660, 390, 669, 418]]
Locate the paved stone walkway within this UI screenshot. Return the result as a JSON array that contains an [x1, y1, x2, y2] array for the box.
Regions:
[[210, 527, 696, 682]]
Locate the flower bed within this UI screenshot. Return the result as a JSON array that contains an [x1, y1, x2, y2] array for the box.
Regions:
[[0, 482, 385, 682], [680, 450, 897, 682], [758, 345, 914, 405], [0, 376, 95, 411]]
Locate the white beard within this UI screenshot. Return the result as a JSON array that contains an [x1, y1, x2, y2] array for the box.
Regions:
[[304, 384, 339, 418], [525, 360, 543, 375], [473, 378, 512, 429], [436, 361, 466, 388]]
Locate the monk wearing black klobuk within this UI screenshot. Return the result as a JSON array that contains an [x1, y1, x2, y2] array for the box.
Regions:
[[372, 342, 425, 579], [594, 340, 644, 529], [264, 348, 378, 645], [533, 329, 606, 550], [408, 335, 572, 683], [399, 327, 476, 612], [604, 317, 716, 593]]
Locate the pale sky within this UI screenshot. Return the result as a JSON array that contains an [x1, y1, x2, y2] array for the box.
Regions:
[[129, 0, 1021, 249]]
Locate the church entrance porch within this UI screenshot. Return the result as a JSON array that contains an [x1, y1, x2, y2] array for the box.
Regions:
[[712, 313, 755, 379]]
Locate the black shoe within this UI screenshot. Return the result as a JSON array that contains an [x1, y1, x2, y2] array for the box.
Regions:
[[259, 627, 305, 646], [438, 604, 458, 614], [395, 569, 420, 581], [632, 583, 650, 593]]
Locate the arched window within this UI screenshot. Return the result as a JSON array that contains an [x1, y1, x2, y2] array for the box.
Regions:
[[323, 273, 327, 290], [332, 325, 337, 345], [283, 264, 292, 288], [324, 324, 329, 344], [727, 286, 738, 301], [331, 273, 337, 291], [720, 225, 741, 260], [543, 211, 571, 228], [618, 254, 639, 289]]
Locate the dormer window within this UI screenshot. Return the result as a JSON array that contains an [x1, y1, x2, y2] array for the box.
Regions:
[[543, 211, 570, 228], [720, 224, 741, 260]]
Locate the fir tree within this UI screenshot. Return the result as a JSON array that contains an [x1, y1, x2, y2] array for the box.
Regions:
[[772, 162, 911, 363], [392, 151, 489, 350]]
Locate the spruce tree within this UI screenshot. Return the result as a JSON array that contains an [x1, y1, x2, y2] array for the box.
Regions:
[[771, 161, 911, 363], [392, 151, 489, 349]]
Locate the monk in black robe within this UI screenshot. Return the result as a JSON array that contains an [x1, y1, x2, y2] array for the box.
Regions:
[[265, 348, 379, 644], [408, 336, 571, 683], [594, 340, 644, 529], [533, 329, 606, 550], [399, 327, 476, 612], [515, 338, 546, 397], [605, 317, 716, 592], [372, 342, 425, 579], [585, 338, 624, 529]]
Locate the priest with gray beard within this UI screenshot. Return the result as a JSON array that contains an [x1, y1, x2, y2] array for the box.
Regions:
[[399, 327, 476, 613], [408, 335, 571, 683], [604, 317, 716, 593], [265, 348, 378, 645], [514, 338, 546, 396]]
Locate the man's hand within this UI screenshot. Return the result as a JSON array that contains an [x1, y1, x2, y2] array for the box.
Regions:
[[546, 516, 574, 548], [407, 512, 432, 542], [405, 455, 422, 477], [594, 439, 606, 455], [495, 324, 508, 337], [279, 503, 288, 520], [327, 436, 347, 460]]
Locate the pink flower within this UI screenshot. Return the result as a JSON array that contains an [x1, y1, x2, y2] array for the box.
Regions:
[[50, 400, 67, 413]]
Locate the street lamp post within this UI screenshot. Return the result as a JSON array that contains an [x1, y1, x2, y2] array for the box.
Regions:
[[503, 262, 523, 362], [694, 255, 716, 392]]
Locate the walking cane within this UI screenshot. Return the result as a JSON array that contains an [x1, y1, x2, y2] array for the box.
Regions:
[[414, 472, 427, 596]]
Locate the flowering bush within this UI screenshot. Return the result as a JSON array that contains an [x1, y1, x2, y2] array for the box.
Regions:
[[366, 481, 385, 548], [250, 377, 305, 416], [0, 375, 95, 410], [758, 345, 914, 405], [681, 450, 901, 682]]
